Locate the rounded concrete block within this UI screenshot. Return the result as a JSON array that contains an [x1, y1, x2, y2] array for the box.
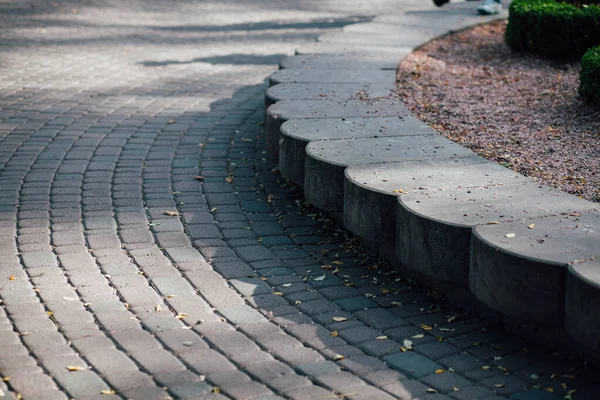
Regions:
[[344, 156, 521, 257], [265, 82, 396, 108], [398, 183, 596, 285], [269, 69, 395, 86], [305, 135, 474, 213], [318, 31, 439, 49], [265, 99, 411, 158], [279, 54, 399, 70], [295, 43, 412, 57], [566, 260, 600, 360], [280, 116, 434, 185], [470, 211, 600, 325]]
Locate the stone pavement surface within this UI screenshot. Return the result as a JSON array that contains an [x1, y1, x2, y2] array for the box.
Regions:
[[0, 1, 598, 400]]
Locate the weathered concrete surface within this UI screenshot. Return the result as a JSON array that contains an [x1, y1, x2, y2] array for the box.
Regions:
[[269, 69, 396, 86], [470, 211, 600, 325], [279, 54, 399, 70], [566, 260, 600, 359], [265, 82, 396, 107], [280, 116, 434, 184], [397, 183, 596, 285], [266, 99, 411, 157], [318, 30, 440, 49], [343, 156, 525, 256], [295, 42, 413, 56], [343, 22, 448, 35], [305, 135, 474, 212]]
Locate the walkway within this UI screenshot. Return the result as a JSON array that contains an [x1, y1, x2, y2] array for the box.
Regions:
[[0, 1, 598, 399]]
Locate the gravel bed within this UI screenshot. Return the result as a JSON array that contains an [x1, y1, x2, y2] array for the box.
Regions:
[[396, 20, 600, 202]]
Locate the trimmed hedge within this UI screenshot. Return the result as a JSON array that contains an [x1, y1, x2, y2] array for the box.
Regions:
[[579, 46, 600, 105], [505, 0, 600, 58]]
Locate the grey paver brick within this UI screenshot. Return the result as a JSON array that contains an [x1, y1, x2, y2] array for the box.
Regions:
[[384, 351, 443, 378]]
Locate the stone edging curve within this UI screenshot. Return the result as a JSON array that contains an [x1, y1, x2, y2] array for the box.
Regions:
[[263, 3, 600, 360]]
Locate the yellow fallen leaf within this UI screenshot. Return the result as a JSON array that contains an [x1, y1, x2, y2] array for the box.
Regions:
[[273, 292, 283, 296], [453, 387, 460, 392], [155, 304, 163, 312], [376, 336, 388, 340], [546, 388, 554, 393], [321, 265, 332, 269], [175, 313, 188, 319], [332, 261, 343, 265], [332, 317, 347, 322], [412, 334, 425, 339], [16, 394, 22, 400], [505, 233, 516, 238], [495, 384, 505, 388], [2, 377, 10, 382], [163, 210, 179, 216], [482, 365, 490, 370], [294, 300, 301, 305], [560, 383, 567, 390], [435, 369, 445, 374], [213, 387, 220, 393], [400, 347, 407, 352], [100, 389, 115, 395], [488, 221, 500, 225], [393, 189, 406, 194], [420, 324, 432, 331], [380, 288, 390, 293], [46, 311, 53, 316], [8, 276, 15, 281], [333, 354, 345, 361], [528, 224, 536, 229], [314, 275, 326, 281], [210, 207, 218, 213], [331, 331, 339, 337], [67, 366, 84, 371], [426, 388, 437, 393]]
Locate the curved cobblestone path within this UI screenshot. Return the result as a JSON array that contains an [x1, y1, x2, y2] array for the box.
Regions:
[[1, 1, 599, 400]]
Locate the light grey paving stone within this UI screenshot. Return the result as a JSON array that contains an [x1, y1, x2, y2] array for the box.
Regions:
[[266, 98, 411, 157], [566, 260, 600, 360], [269, 69, 395, 86], [279, 54, 399, 70], [343, 21, 447, 35], [398, 182, 596, 286], [295, 43, 412, 58], [471, 211, 600, 326], [279, 116, 434, 185], [343, 156, 524, 256], [317, 30, 440, 49], [305, 135, 473, 212], [265, 82, 396, 107]]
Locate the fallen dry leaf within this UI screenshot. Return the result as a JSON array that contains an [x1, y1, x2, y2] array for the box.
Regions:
[[403, 339, 413, 350], [164, 210, 179, 217], [100, 389, 115, 395], [333, 354, 345, 361], [332, 317, 347, 322], [331, 331, 339, 337], [528, 224, 536, 229], [66, 366, 84, 371], [412, 334, 425, 339], [194, 176, 205, 182], [420, 324, 432, 331], [175, 313, 188, 319], [435, 369, 445, 374], [505, 233, 516, 238], [8, 276, 15, 281], [314, 275, 326, 281], [273, 292, 283, 296], [376, 336, 388, 340]]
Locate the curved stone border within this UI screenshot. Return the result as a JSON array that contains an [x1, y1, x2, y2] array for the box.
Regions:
[[263, 4, 600, 360]]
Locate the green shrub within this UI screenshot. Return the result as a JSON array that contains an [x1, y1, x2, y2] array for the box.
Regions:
[[579, 45, 600, 105], [505, 0, 600, 58]]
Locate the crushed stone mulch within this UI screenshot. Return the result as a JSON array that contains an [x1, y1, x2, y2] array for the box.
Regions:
[[395, 20, 600, 203]]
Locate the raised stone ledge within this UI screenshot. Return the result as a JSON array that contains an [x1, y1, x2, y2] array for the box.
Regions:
[[269, 69, 395, 86], [264, 82, 396, 108], [279, 53, 400, 70], [263, 6, 600, 360], [305, 135, 474, 213], [280, 116, 434, 185]]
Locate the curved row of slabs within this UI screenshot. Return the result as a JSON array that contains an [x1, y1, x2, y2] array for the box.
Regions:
[[264, 48, 600, 361]]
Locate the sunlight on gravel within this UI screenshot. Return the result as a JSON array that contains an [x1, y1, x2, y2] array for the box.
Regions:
[[397, 21, 600, 203]]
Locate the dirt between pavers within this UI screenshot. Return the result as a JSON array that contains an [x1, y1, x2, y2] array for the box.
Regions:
[[395, 20, 600, 203]]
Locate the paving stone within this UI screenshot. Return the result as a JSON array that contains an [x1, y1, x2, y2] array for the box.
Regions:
[[383, 351, 443, 378]]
